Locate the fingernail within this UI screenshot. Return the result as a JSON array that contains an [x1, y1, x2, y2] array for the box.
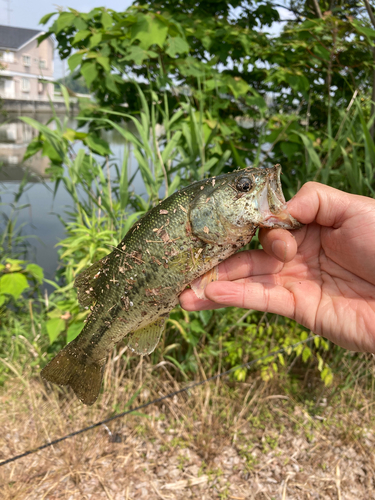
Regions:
[[272, 240, 287, 262]]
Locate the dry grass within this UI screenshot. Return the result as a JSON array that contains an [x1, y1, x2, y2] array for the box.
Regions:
[[1, 351, 375, 500]]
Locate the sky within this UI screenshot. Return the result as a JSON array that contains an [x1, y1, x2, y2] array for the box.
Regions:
[[0, 0, 291, 80], [0, 0, 133, 78]]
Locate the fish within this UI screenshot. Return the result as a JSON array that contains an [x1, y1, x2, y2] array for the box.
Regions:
[[41, 164, 302, 405]]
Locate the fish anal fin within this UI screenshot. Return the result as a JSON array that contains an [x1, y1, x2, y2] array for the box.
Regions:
[[127, 318, 166, 356], [41, 341, 105, 405], [190, 265, 219, 300]]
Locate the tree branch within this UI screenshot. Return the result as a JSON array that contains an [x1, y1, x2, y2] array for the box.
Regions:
[[364, 0, 375, 28], [272, 3, 303, 21], [311, 0, 323, 19]]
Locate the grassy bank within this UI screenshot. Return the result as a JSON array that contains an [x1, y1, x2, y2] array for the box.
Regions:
[[0, 346, 374, 499]]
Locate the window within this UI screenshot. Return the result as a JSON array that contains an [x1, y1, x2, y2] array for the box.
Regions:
[[0, 78, 15, 98], [0, 51, 14, 63], [23, 55, 31, 66], [21, 78, 30, 92], [39, 59, 46, 69]]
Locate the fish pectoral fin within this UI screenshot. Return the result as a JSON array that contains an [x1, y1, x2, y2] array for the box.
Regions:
[[190, 265, 219, 300], [127, 318, 166, 356], [41, 341, 105, 405]]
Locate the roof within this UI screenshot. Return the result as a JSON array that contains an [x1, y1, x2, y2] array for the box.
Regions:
[[0, 25, 44, 50]]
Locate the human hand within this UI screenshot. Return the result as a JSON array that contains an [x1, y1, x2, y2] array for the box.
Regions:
[[180, 182, 375, 353]]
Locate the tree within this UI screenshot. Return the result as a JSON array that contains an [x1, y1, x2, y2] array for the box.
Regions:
[[38, 1, 375, 186]]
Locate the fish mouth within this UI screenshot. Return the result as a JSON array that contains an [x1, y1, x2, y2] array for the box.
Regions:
[[257, 164, 302, 229]]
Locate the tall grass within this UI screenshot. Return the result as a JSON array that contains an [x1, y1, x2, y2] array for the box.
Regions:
[[285, 93, 375, 199]]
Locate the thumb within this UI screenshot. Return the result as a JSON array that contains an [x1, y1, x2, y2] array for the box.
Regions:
[[287, 182, 356, 228]]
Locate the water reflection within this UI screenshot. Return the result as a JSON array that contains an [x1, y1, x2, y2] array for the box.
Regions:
[[0, 116, 51, 181]]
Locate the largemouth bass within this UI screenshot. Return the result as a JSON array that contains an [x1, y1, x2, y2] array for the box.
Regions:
[[41, 164, 301, 405]]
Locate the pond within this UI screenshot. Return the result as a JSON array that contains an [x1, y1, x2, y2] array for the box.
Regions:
[[0, 111, 146, 287]]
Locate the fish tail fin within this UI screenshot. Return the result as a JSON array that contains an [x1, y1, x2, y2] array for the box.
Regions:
[[41, 342, 105, 405]]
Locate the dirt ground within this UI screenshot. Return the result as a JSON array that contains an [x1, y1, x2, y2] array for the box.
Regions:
[[1, 362, 375, 499]]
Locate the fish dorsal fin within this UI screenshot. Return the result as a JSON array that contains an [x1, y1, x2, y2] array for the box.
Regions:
[[74, 256, 110, 308], [127, 318, 166, 355]]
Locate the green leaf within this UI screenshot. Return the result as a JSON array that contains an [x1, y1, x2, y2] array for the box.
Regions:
[[122, 46, 158, 65], [26, 264, 44, 284], [42, 141, 63, 163], [60, 84, 71, 113], [321, 366, 333, 386], [5, 259, 24, 271], [166, 37, 189, 57], [169, 174, 180, 193], [74, 17, 88, 31], [46, 318, 66, 344], [68, 52, 84, 72], [66, 322, 84, 343], [280, 142, 299, 158], [161, 130, 182, 163], [296, 132, 321, 170], [97, 55, 111, 72], [317, 353, 324, 371], [81, 61, 98, 87], [0, 273, 28, 299], [105, 74, 118, 94], [179, 57, 205, 77], [245, 95, 267, 112], [302, 346, 311, 363], [84, 134, 112, 156], [313, 44, 330, 61], [101, 11, 113, 29], [23, 139, 42, 160], [131, 14, 168, 50], [353, 20, 375, 39], [56, 12, 76, 33], [39, 12, 57, 25], [199, 309, 213, 326], [63, 128, 78, 142], [278, 353, 285, 366], [225, 76, 249, 98], [72, 30, 91, 44], [89, 33, 102, 48]]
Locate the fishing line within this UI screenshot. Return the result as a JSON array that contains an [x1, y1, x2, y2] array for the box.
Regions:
[[0, 335, 318, 467]]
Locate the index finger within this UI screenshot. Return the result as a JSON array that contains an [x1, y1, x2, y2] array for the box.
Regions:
[[214, 249, 284, 282], [180, 249, 285, 312]]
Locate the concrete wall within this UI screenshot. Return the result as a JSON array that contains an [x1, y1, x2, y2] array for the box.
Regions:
[[2, 98, 79, 114]]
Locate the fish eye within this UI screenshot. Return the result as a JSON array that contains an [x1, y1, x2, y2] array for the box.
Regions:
[[236, 177, 252, 192]]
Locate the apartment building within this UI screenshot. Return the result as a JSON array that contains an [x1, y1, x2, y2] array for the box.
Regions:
[[0, 25, 54, 101]]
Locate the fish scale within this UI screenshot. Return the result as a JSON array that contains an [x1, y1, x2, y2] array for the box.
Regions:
[[41, 165, 302, 405]]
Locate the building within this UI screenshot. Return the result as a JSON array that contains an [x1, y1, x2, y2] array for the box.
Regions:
[[0, 25, 54, 102]]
